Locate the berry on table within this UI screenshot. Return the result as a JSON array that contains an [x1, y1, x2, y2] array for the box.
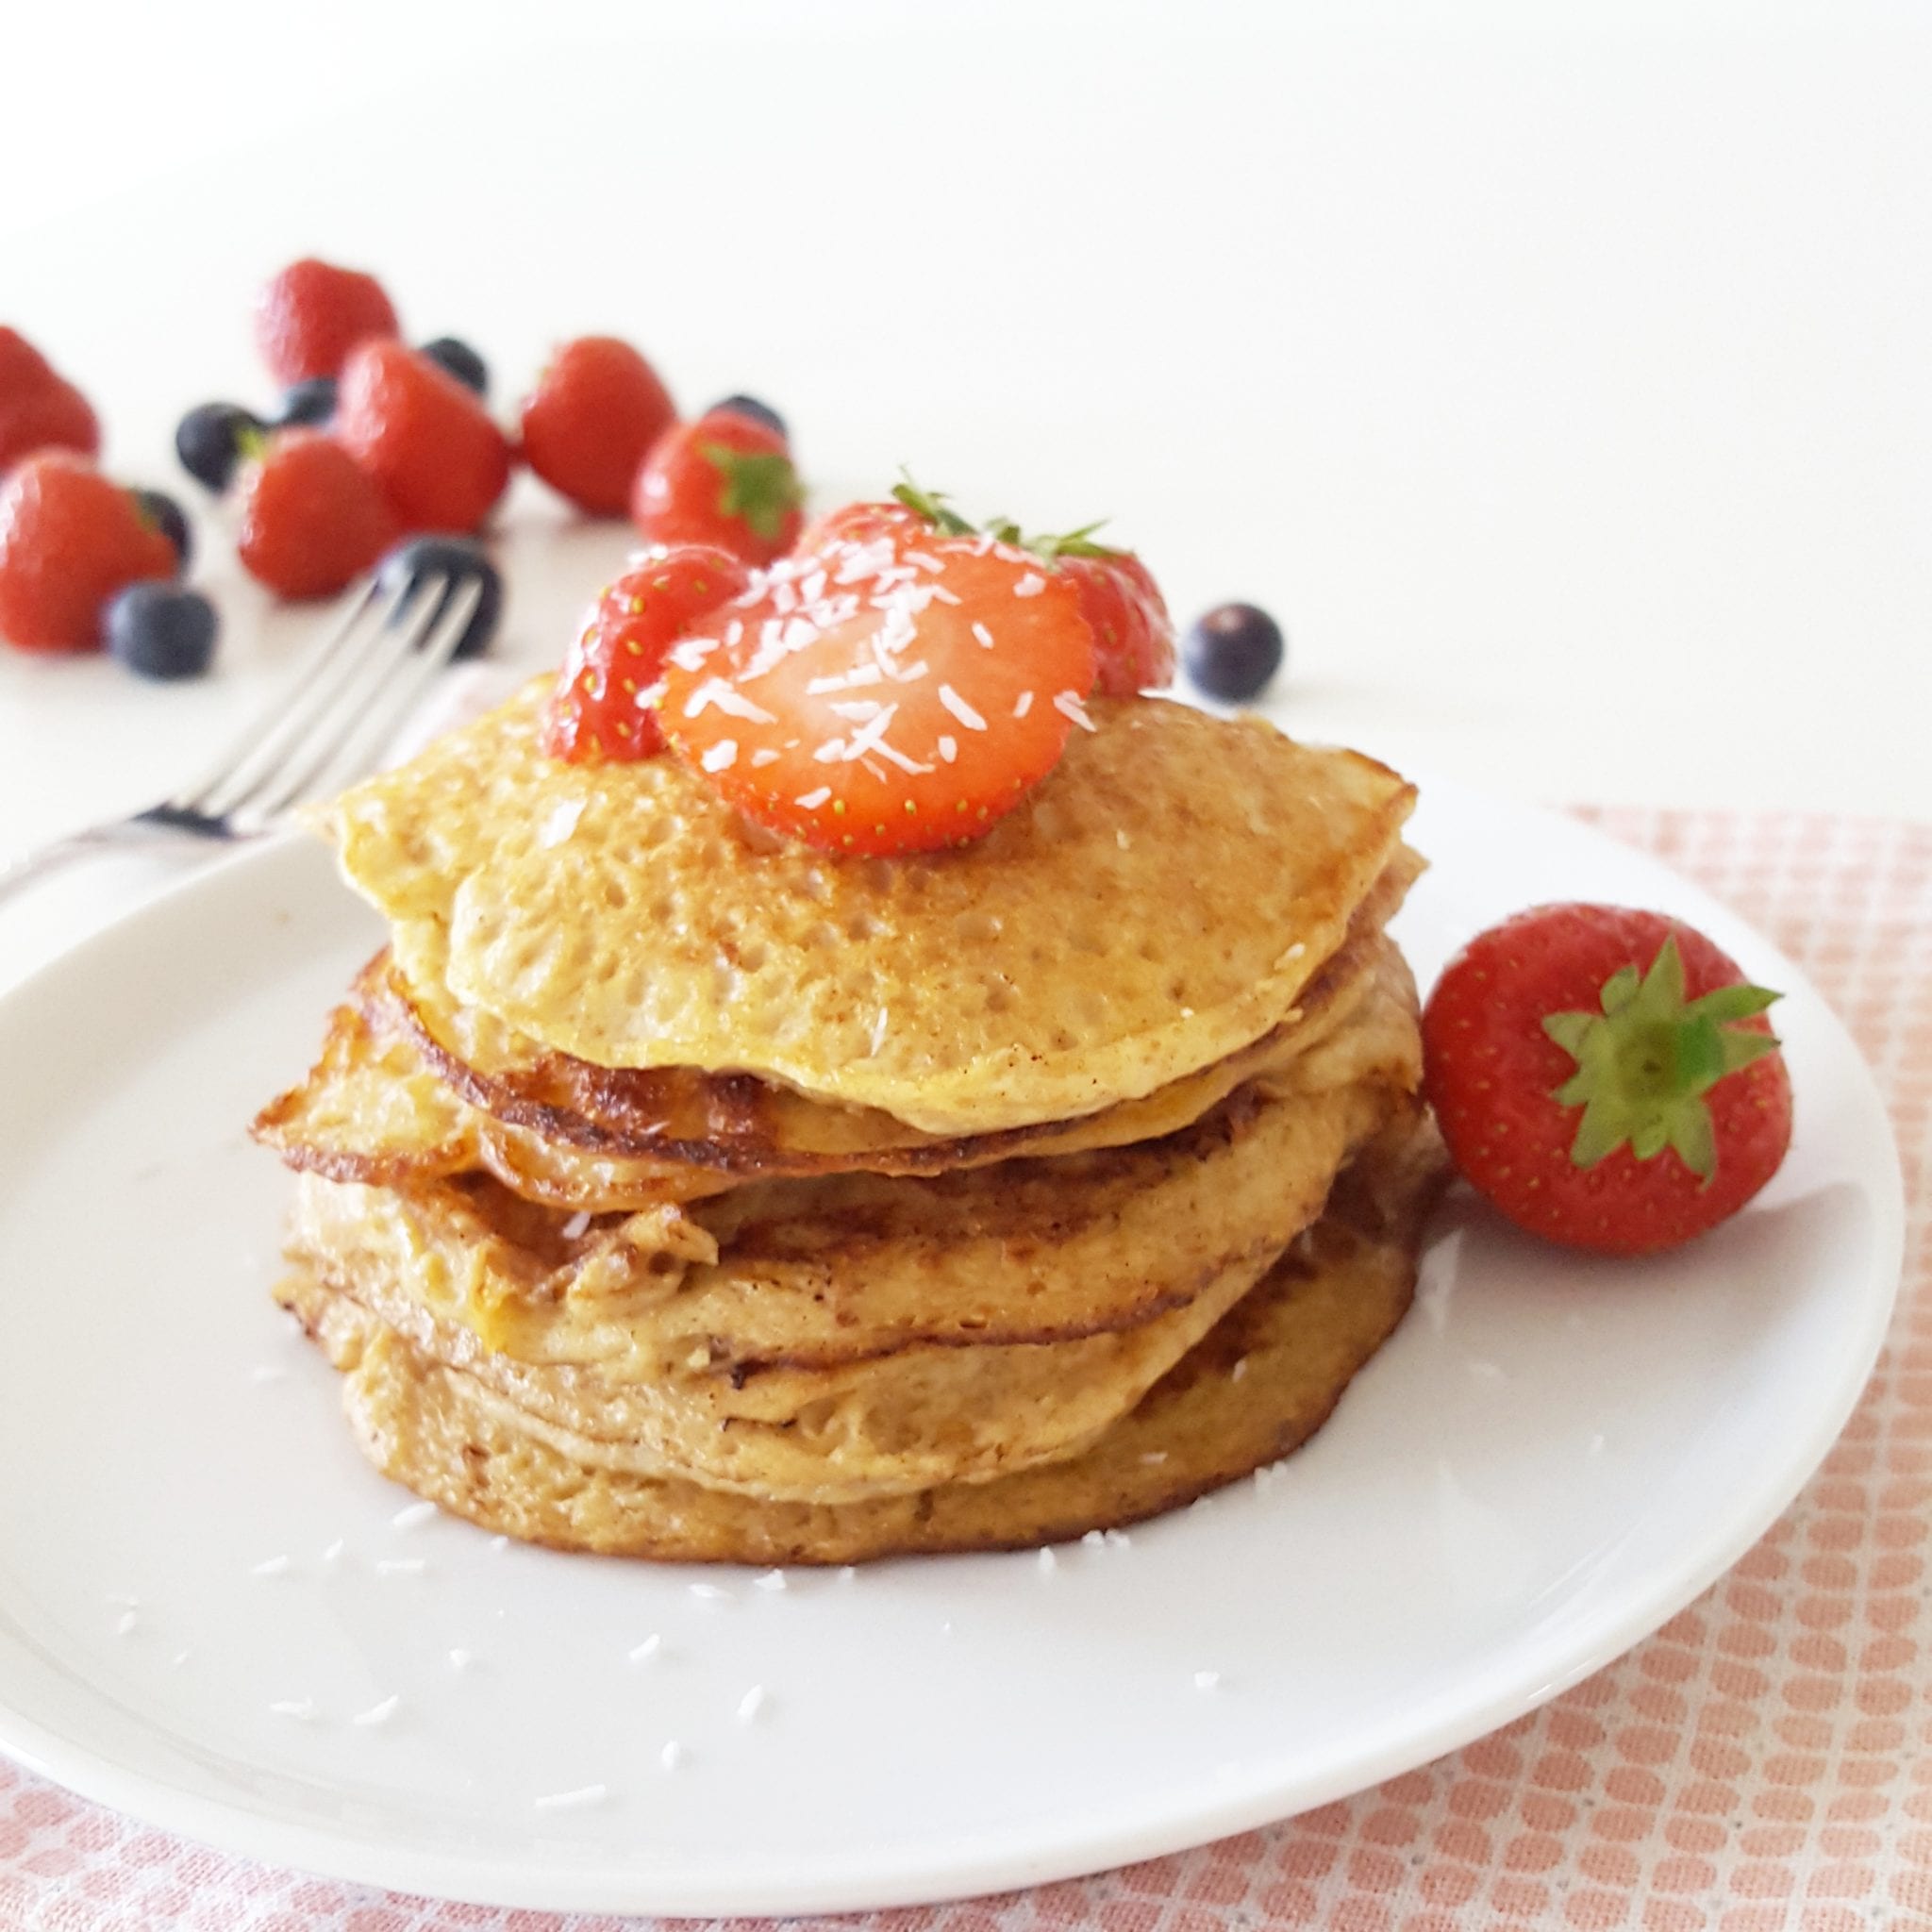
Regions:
[[419, 337, 488, 396], [520, 336, 675, 518], [0, 326, 99, 475], [131, 488, 192, 571], [277, 375, 339, 428], [236, 428, 395, 601], [105, 581, 218, 680], [0, 451, 178, 652], [336, 341, 511, 535], [706, 393, 787, 441], [631, 409, 803, 567], [1422, 904, 1793, 1257], [254, 258, 400, 387], [376, 535, 505, 660], [541, 545, 750, 761], [175, 403, 264, 493], [1182, 602, 1283, 703]]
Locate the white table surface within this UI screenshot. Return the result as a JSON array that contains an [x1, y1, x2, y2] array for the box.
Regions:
[[2, 0, 1927, 988]]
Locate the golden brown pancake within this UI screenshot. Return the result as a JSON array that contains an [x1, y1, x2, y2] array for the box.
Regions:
[[320, 684, 1416, 1134], [280, 1112, 1445, 1562]]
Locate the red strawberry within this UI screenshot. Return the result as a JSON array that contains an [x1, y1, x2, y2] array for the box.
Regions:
[[236, 429, 395, 601], [0, 451, 176, 652], [658, 517, 1097, 854], [1061, 550, 1175, 695], [255, 258, 400, 387], [1423, 905, 1793, 1257], [794, 499, 927, 554], [541, 546, 750, 762], [631, 410, 803, 566], [337, 341, 511, 535], [0, 327, 99, 475], [520, 336, 675, 517]]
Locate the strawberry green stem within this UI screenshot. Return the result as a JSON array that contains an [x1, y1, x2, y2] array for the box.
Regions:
[[1541, 935, 1781, 1183]]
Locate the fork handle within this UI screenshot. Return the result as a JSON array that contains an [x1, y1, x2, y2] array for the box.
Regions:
[[0, 822, 151, 911]]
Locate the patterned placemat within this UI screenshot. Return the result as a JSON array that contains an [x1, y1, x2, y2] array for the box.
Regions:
[[3, 808, 1926, 1932]]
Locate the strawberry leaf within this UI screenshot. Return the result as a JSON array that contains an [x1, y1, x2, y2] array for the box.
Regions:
[[1542, 934, 1783, 1186], [702, 443, 803, 542]]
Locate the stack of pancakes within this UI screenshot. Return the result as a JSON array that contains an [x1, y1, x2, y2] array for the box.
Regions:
[[255, 684, 1444, 1563]]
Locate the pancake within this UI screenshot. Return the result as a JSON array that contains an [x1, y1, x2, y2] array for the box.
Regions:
[[282, 987, 1416, 1367], [321, 682, 1416, 1134], [255, 915, 1416, 1202], [282, 1111, 1446, 1562], [367, 844, 1426, 1174], [275, 1033, 1418, 1502]]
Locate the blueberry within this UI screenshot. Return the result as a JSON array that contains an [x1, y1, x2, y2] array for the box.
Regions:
[[1182, 603, 1284, 704], [106, 582, 218, 681], [707, 393, 787, 441], [420, 337, 488, 396], [376, 536, 504, 660], [277, 375, 338, 427], [175, 402, 262, 493], [131, 489, 192, 571]]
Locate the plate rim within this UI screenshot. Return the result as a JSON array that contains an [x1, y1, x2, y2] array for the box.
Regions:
[[0, 791, 1906, 1915]]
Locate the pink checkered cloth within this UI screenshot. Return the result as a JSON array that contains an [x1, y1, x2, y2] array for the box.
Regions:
[[3, 808, 1927, 1932]]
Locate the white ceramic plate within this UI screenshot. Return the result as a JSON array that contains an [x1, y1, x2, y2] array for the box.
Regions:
[[0, 782, 1902, 1916]]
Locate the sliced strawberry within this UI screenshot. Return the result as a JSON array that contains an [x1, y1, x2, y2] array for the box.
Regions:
[[658, 527, 1097, 854], [541, 545, 749, 762]]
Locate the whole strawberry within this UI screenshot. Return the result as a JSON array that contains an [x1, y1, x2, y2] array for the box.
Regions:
[[337, 341, 511, 535], [0, 452, 177, 652], [255, 258, 400, 387], [631, 408, 803, 566], [0, 327, 99, 475], [1423, 905, 1792, 1256], [541, 546, 750, 761], [520, 336, 675, 517], [236, 429, 395, 600]]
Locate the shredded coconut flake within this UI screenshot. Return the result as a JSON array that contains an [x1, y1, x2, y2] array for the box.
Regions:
[[269, 1698, 319, 1723], [754, 1569, 788, 1592], [489, 1536, 509, 1552], [737, 1685, 770, 1724], [972, 621, 995, 649], [251, 1556, 292, 1579], [938, 734, 958, 763], [1013, 572, 1046, 598], [375, 1558, 425, 1577], [700, 739, 739, 773], [660, 1740, 688, 1771], [1053, 690, 1097, 732], [1013, 691, 1034, 718], [1194, 1671, 1223, 1691], [628, 1634, 663, 1662], [534, 1784, 608, 1811], [689, 1582, 730, 1601], [537, 799, 586, 849], [750, 747, 780, 767], [391, 1501, 438, 1531], [1231, 1357, 1250, 1383], [561, 1210, 592, 1241], [838, 1566, 858, 1584], [320, 1539, 344, 1565], [352, 1695, 400, 1728], [1038, 1546, 1058, 1575], [1140, 1451, 1169, 1466], [248, 1363, 289, 1385], [681, 676, 775, 724], [794, 786, 832, 810], [937, 683, 988, 731], [114, 1609, 139, 1636], [449, 1648, 476, 1672], [170, 1649, 192, 1669]]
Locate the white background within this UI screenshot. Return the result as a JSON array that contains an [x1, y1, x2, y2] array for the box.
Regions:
[[0, 0, 1927, 947]]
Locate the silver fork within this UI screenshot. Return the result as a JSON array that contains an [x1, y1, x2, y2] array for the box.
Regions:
[[0, 567, 487, 909]]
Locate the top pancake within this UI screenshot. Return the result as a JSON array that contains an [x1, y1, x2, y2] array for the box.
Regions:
[[322, 680, 1415, 1135]]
